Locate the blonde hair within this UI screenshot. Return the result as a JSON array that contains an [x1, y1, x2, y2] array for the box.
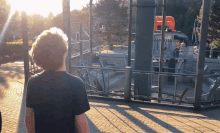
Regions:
[[30, 27, 68, 70]]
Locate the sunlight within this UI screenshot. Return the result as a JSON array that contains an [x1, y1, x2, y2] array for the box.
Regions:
[[8, 0, 99, 17], [8, 0, 62, 17], [139, 107, 207, 117], [125, 110, 171, 132], [0, 10, 14, 45]]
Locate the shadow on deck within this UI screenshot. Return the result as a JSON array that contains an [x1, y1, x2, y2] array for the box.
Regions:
[[86, 98, 220, 133]]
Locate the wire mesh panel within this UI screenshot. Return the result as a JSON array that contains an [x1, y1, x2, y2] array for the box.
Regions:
[[75, 67, 125, 98], [29, 56, 43, 75], [71, 41, 90, 58], [131, 69, 196, 105]]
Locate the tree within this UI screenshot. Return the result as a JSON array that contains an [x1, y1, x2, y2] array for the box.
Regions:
[[51, 0, 128, 44], [0, 0, 12, 43], [51, 6, 91, 40], [44, 11, 54, 29], [51, 13, 63, 30], [156, 0, 201, 39], [208, 0, 220, 44], [197, 0, 220, 47], [184, 1, 202, 38], [94, 0, 128, 44], [0, 0, 11, 33], [27, 13, 45, 39]]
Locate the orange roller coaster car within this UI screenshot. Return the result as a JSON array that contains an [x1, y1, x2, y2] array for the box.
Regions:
[[155, 16, 175, 32]]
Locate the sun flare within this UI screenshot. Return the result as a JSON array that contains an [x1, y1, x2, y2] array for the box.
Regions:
[[8, 0, 63, 17], [8, 0, 96, 17]]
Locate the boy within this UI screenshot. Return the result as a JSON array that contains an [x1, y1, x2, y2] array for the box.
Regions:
[[25, 27, 90, 133]]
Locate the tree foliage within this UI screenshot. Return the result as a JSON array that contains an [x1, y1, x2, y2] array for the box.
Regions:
[[44, 11, 54, 29], [156, 0, 202, 39], [0, 0, 12, 42], [197, 0, 220, 47], [94, 0, 128, 44], [27, 13, 45, 38], [208, 0, 220, 44], [51, 5, 91, 40], [0, 0, 11, 32], [1, 0, 205, 47]]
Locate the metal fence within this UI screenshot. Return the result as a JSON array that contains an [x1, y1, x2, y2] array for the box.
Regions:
[[72, 65, 220, 109], [70, 41, 103, 58], [27, 41, 220, 109]]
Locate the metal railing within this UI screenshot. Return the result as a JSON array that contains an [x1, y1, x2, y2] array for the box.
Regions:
[[72, 65, 220, 109], [70, 41, 102, 58], [29, 57, 43, 75], [76, 65, 125, 97]]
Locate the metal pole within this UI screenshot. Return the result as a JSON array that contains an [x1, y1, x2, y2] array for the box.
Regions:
[[89, 0, 93, 66], [21, 11, 29, 86], [174, 70, 178, 99], [89, 0, 93, 54], [194, 0, 211, 110], [99, 59, 106, 91], [124, 66, 132, 101], [158, 0, 166, 99], [128, 0, 133, 66], [76, 32, 79, 41], [134, 0, 156, 97], [63, 0, 70, 72], [79, 23, 83, 65], [67, 1, 71, 71]]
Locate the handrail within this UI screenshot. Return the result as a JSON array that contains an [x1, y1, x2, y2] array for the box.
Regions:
[[132, 70, 196, 78], [72, 65, 220, 79], [72, 66, 197, 78], [71, 44, 103, 58], [72, 66, 125, 72]]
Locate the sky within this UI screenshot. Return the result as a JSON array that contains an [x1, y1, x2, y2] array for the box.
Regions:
[[8, 0, 98, 17]]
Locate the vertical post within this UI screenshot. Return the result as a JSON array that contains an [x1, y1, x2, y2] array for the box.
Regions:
[[67, 1, 71, 71], [134, 0, 156, 97], [76, 32, 79, 65], [98, 59, 106, 91], [63, 0, 71, 72], [76, 32, 79, 42], [194, 0, 211, 110], [124, 66, 132, 101], [68, 2, 71, 72], [128, 0, 133, 66], [79, 23, 83, 65], [158, 0, 166, 99], [174, 70, 178, 99], [22, 11, 29, 86], [89, 0, 93, 66], [89, 0, 93, 53]]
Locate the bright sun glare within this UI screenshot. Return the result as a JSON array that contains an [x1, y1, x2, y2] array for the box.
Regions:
[[8, 0, 95, 17], [9, 0, 63, 17]]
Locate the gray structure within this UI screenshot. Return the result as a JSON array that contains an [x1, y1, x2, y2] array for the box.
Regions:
[[158, 0, 166, 99], [21, 11, 29, 86], [134, 0, 156, 97], [89, 0, 93, 66], [194, 0, 211, 110], [63, 0, 71, 72]]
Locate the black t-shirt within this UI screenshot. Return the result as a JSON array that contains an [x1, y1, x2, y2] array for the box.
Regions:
[[26, 70, 90, 133]]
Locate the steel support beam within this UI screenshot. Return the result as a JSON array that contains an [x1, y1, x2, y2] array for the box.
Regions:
[[63, 0, 71, 72], [79, 23, 83, 65], [89, 0, 93, 53], [158, 0, 166, 99], [194, 0, 211, 110], [128, 0, 133, 66], [22, 11, 29, 86], [89, 0, 93, 66], [124, 66, 132, 101], [134, 0, 156, 97]]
